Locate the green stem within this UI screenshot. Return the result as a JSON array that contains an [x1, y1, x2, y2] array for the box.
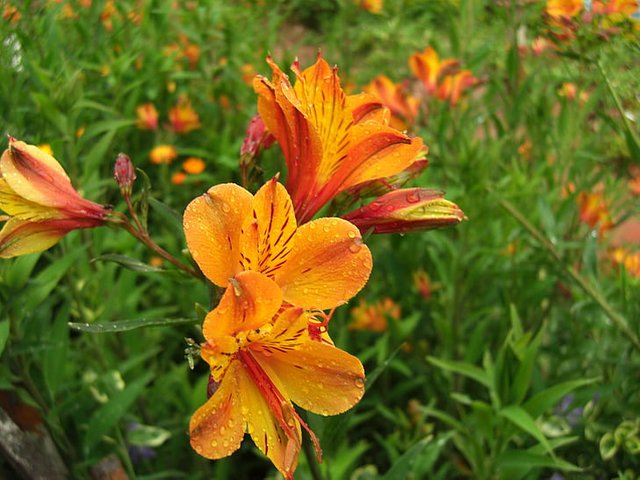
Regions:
[[498, 196, 640, 352], [596, 60, 640, 153], [300, 411, 324, 480]]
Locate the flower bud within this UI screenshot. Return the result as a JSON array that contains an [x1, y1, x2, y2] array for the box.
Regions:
[[114, 153, 136, 196], [343, 188, 465, 234]]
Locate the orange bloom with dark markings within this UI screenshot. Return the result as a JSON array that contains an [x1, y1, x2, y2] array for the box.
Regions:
[[0, 138, 109, 258], [436, 70, 479, 106], [254, 55, 426, 224], [184, 178, 372, 477], [190, 271, 365, 479]]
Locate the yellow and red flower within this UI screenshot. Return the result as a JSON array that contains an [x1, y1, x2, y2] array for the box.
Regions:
[[254, 55, 426, 224], [409, 47, 459, 95], [169, 96, 201, 134], [363, 75, 420, 130], [343, 188, 464, 234], [349, 297, 400, 332], [136, 103, 159, 130], [577, 190, 614, 237], [149, 145, 178, 164], [190, 271, 365, 479], [0, 138, 109, 258], [183, 178, 372, 309]]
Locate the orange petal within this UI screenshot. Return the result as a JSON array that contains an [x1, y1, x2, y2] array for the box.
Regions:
[[257, 340, 365, 416], [183, 183, 253, 286], [0, 218, 68, 258], [274, 217, 372, 309], [202, 270, 282, 340], [237, 351, 301, 480], [239, 179, 297, 278], [189, 360, 245, 460], [1, 139, 82, 209]]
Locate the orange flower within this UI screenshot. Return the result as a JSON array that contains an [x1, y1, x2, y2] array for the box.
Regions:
[[343, 188, 464, 234], [611, 247, 640, 278], [413, 270, 432, 300], [241, 63, 257, 85], [171, 171, 187, 185], [593, 0, 638, 15], [409, 47, 459, 95], [349, 297, 400, 332], [38, 144, 54, 156], [183, 178, 372, 309], [254, 55, 426, 223], [363, 75, 420, 130], [354, 0, 383, 14], [190, 271, 365, 479], [182, 157, 205, 174], [149, 145, 177, 164], [169, 96, 201, 134], [546, 0, 583, 17], [0, 138, 109, 258], [2, 4, 21, 24], [436, 70, 479, 106], [577, 191, 614, 236], [136, 103, 159, 130]]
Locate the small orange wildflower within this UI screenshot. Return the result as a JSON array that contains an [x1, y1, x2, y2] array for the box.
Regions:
[[136, 103, 159, 130], [149, 145, 178, 165], [546, 0, 583, 17], [182, 157, 206, 174], [38, 144, 54, 156], [169, 96, 201, 134], [0, 138, 109, 258], [363, 75, 420, 130], [354, 0, 383, 14], [611, 247, 640, 278], [254, 55, 426, 224], [241, 63, 257, 85], [171, 171, 187, 185], [409, 47, 459, 95], [183, 178, 372, 309], [190, 271, 365, 479], [413, 270, 433, 300], [2, 4, 21, 24], [349, 297, 400, 332], [577, 190, 614, 236]]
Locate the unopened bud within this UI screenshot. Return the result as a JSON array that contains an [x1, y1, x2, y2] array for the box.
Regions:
[[114, 153, 136, 196], [240, 115, 275, 164]]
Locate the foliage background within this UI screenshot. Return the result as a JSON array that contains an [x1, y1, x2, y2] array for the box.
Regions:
[[1, 0, 639, 479]]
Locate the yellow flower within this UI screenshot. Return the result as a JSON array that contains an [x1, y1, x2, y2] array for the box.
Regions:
[[0, 138, 109, 258], [169, 96, 201, 134], [149, 145, 178, 165], [546, 0, 583, 17], [136, 103, 159, 130]]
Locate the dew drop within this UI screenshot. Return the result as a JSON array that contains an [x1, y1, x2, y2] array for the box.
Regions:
[[349, 238, 363, 253], [347, 231, 356, 239], [221, 203, 231, 213], [211, 440, 218, 447], [355, 377, 365, 388], [406, 192, 420, 204]]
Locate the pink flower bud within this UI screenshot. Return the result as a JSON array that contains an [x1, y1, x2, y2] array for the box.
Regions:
[[240, 115, 274, 161], [114, 153, 136, 196]]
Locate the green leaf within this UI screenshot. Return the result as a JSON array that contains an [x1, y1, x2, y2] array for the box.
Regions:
[[43, 306, 70, 395], [496, 450, 580, 478], [600, 432, 618, 460], [91, 254, 165, 273], [380, 435, 450, 480], [84, 372, 153, 451], [0, 320, 9, 356], [499, 405, 553, 454], [69, 317, 199, 333], [149, 197, 183, 233], [523, 378, 599, 418], [427, 356, 491, 388], [26, 248, 83, 310]]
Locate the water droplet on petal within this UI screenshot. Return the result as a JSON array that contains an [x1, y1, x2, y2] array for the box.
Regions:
[[355, 377, 365, 388]]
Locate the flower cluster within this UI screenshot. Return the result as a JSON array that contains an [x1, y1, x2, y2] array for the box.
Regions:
[[184, 55, 465, 478]]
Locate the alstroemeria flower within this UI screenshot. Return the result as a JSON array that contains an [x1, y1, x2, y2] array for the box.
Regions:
[[342, 188, 464, 234], [436, 70, 479, 106], [363, 75, 420, 130], [136, 103, 159, 130], [546, 0, 583, 18], [0, 137, 109, 258], [183, 178, 372, 309], [190, 271, 365, 479], [409, 47, 459, 95], [254, 55, 426, 224], [169, 96, 201, 134]]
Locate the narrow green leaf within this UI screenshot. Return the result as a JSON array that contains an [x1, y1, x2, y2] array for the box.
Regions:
[[43, 306, 70, 395], [91, 254, 165, 273], [427, 356, 491, 388], [0, 321, 9, 356], [380, 435, 450, 480], [523, 378, 599, 418], [496, 450, 580, 475], [69, 317, 198, 333], [84, 372, 153, 450], [499, 405, 553, 454], [149, 197, 183, 233]]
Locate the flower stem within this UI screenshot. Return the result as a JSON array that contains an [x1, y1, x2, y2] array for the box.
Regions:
[[498, 195, 640, 352]]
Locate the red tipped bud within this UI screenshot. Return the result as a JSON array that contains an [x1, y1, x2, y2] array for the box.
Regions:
[[343, 188, 465, 234], [240, 115, 275, 162]]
